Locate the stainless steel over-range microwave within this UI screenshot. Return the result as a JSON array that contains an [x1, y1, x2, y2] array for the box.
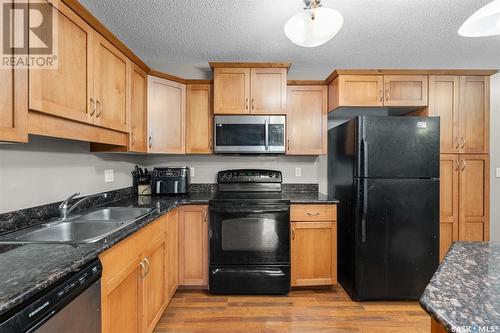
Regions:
[[213, 115, 286, 154]]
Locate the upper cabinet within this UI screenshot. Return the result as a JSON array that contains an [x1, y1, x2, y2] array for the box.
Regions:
[[29, 1, 94, 125], [328, 74, 428, 110], [213, 64, 288, 115], [429, 75, 489, 154], [148, 76, 186, 154], [186, 84, 213, 154], [129, 65, 148, 152], [0, 65, 27, 143], [93, 34, 130, 132], [287, 85, 327, 155]]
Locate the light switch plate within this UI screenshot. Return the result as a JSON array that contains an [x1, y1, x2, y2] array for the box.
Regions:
[[104, 169, 114, 183], [295, 167, 301, 177], [496, 167, 500, 178], [190, 167, 195, 177]]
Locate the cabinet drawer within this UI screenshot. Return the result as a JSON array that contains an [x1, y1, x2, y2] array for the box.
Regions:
[[290, 204, 336, 221], [99, 215, 166, 286]]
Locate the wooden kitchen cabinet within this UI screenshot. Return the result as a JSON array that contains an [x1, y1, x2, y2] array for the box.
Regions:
[[129, 64, 148, 152], [383, 75, 428, 107], [287, 85, 327, 155], [329, 75, 384, 109], [100, 215, 167, 333], [250, 68, 287, 114], [429, 76, 460, 153], [429, 76, 489, 154], [439, 154, 459, 260], [328, 74, 428, 110], [142, 235, 167, 333], [179, 205, 209, 286], [0, 65, 27, 143], [148, 76, 186, 153], [459, 76, 489, 154], [29, 0, 94, 125], [214, 68, 250, 114], [186, 84, 213, 154], [213, 64, 288, 115], [166, 208, 179, 300], [290, 204, 337, 287], [459, 154, 489, 242]]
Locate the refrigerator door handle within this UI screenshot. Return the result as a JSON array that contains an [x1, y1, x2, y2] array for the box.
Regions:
[[362, 139, 368, 177], [361, 181, 368, 243]]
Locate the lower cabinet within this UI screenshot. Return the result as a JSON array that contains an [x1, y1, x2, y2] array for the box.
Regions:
[[166, 208, 179, 300], [178, 205, 209, 287], [439, 154, 489, 259], [100, 214, 167, 333], [290, 204, 337, 287]]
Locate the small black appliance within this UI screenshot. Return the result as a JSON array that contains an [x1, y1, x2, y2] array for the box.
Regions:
[[151, 167, 190, 195]]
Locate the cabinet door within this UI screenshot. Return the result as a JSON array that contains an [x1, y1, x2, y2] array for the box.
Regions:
[[287, 85, 327, 155], [250, 68, 287, 114], [143, 235, 167, 333], [459, 76, 489, 154], [213, 68, 250, 114], [459, 154, 489, 241], [166, 209, 179, 300], [428, 76, 460, 153], [93, 34, 129, 132], [337, 75, 384, 107], [439, 154, 459, 260], [1, 67, 27, 143], [29, 1, 93, 125], [147, 76, 186, 153], [101, 259, 142, 333], [186, 84, 213, 154], [383, 75, 428, 107], [179, 205, 208, 286], [291, 222, 337, 287], [130, 64, 147, 152]]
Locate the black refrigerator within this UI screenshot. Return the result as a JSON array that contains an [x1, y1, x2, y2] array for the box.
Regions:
[[328, 116, 440, 300]]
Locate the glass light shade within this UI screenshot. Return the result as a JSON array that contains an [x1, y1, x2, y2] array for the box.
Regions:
[[459, 0, 500, 37], [284, 7, 344, 47]]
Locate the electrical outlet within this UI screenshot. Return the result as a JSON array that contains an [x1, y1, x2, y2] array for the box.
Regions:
[[295, 167, 302, 177], [104, 169, 114, 183], [496, 167, 500, 178], [190, 167, 195, 177]]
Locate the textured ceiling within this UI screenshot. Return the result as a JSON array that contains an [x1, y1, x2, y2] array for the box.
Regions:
[[79, 0, 500, 80]]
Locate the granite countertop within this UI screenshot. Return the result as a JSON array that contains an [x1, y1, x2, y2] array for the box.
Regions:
[[420, 242, 500, 332], [0, 187, 337, 317]]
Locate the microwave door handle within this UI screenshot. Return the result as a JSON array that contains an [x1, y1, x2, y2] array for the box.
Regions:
[[265, 119, 269, 151]]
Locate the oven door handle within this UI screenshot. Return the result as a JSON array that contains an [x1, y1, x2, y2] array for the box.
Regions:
[[265, 119, 269, 151], [209, 206, 289, 214]]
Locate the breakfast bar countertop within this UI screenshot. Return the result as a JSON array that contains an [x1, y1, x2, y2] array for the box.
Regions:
[[419, 242, 500, 332]]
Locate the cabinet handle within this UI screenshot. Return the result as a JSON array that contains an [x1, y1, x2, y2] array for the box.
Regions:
[[379, 89, 383, 102], [209, 138, 213, 149], [140, 260, 147, 278], [306, 212, 320, 216], [245, 98, 249, 110], [89, 98, 95, 116], [131, 132, 135, 146], [455, 137, 460, 149], [454, 159, 459, 171], [460, 137, 465, 149], [251, 98, 254, 110], [144, 258, 150, 276], [287, 139, 290, 151], [461, 159, 466, 171], [385, 83, 389, 101], [96, 100, 102, 118], [148, 136, 152, 149], [292, 227, 296, 240], [203, 210, 207, 223]]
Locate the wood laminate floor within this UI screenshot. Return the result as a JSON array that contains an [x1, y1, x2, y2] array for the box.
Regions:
[[153, 287, 430, 333]]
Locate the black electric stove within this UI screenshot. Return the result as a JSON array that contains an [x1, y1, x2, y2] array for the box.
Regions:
[[208, 169, 291, 295]]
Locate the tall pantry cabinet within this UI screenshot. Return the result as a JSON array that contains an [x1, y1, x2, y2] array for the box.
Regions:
[[428, 75, 490, 260]]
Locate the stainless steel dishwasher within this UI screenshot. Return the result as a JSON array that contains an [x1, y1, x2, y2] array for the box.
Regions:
[[0, 259, 102, 332]]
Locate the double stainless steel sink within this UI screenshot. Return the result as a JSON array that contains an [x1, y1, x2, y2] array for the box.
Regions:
[[0, 207, 156, 244]]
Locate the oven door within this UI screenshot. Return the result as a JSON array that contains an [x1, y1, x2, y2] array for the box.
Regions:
[[214, 116, 285, 154], [209, 202, 290, 265]]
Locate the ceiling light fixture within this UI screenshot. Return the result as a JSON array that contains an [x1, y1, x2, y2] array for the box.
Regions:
[[459, 0, 500, 37], [284, 0, 344, 47]]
